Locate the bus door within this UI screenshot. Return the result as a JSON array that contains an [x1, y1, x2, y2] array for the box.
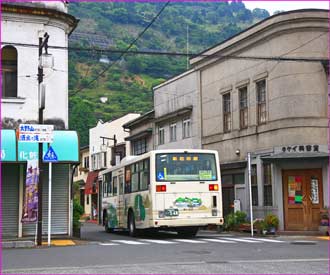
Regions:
[[118, 175, 125, 228]]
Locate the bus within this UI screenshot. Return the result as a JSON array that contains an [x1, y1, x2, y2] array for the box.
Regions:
[[100, 149, 223, 237]]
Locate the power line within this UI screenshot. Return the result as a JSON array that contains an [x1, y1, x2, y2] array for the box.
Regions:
[[71, 0, 171, 96]]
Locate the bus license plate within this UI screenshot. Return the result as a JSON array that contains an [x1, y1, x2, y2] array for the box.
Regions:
[[165, 208, 179, 217]]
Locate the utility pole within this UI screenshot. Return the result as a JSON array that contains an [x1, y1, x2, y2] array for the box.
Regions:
[[37, 32, 50, 246]]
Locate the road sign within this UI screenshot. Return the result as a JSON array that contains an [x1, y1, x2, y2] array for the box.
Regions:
[[43, 146, 58, 162], [18, 124, 54, 143]]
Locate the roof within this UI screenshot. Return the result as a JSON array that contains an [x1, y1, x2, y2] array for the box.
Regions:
[[155, 106, 193, 124], [123, 110, 154, 129]]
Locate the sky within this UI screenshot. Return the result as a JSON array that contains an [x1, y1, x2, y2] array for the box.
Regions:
[[242, 1, 329, 15]]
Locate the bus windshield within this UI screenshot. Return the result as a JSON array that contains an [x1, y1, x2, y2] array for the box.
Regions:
[[156, 153, 217, 181]]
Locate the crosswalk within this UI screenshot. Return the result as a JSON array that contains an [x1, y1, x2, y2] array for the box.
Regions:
[[97, 237, 286, 246]]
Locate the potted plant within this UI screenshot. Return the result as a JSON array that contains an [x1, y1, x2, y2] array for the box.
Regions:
[[254, 218, 267, 235], [264, 213, 279, 234], [73, 199, 84, 238], [319, 207, 329, 235]]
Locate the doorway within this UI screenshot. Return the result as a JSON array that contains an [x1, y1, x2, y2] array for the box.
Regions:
[[283, 169, 323, 231]]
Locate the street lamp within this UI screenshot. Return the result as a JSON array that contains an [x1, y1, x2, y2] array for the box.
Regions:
[[37, 32, 53, 246]]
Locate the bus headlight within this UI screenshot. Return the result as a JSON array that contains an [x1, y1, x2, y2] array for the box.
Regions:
[[158, 211, 165, 218], [212, 209, 218, 216]]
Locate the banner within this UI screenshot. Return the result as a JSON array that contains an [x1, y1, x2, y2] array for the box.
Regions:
[[21, 160, 39, 223]]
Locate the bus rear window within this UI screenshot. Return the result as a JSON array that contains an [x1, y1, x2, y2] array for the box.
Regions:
[[156, 153, 217, 181]]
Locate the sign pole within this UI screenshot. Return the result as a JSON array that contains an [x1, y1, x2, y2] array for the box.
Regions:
[[248, 152, 254, 237], [48, 161, 52, 246]]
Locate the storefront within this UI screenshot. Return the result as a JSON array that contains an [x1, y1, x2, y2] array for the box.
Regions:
[[1, 129, 79, 238]]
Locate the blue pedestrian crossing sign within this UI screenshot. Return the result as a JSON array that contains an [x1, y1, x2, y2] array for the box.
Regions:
[[43, 146, 58, 162]]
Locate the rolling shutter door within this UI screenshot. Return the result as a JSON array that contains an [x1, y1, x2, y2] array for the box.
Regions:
[[1, 164, 19, 238], [23, 164, 69, 236]]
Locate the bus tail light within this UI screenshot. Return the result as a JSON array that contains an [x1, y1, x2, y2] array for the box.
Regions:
[[156, 185, 166, 192], [209, 184, 219, 191]]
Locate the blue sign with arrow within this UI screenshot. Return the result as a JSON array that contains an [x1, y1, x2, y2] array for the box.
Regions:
[[43, 146, 58, 162]]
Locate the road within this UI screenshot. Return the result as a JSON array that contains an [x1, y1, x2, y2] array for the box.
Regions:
[[2, 223, 329, 274]]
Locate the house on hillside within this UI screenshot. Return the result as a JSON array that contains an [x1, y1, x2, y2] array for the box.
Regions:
[[1, 1, 79, 238]]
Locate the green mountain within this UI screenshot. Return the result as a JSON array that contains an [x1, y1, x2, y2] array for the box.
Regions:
[[68, 1, 270, 146]]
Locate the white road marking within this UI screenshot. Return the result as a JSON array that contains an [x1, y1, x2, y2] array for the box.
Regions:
[[99, 242, 119, 246], [243, 237, 285, 243], [200, 238, 236, 243], [112, 240, 149, 245], [138, 239, 177, 244], [219, 237, 262, 243], [172, 239, 207, 243]]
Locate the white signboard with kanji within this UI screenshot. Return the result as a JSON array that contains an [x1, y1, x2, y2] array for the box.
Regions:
[[18, 124, 54, 143]]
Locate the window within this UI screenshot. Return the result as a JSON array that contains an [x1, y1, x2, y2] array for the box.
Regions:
[[256, 79, 266, 124], [239, 86, 248, 129], [1, 46, 18, 98], [158, 127, 165, 145], [223, 93, 231, 132], [84, 156, 89, 169], [133, 139, 147, 155], [251, 164, 258, 206], [170, 123, 177, 142], [182, 118, 191, 139], [263, 163, 272, 206], [127, 159, 150, 192]]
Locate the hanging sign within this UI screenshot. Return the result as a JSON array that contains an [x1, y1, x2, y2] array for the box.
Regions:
[[18, 124, 54, 143], [21, 160, 39, 223]]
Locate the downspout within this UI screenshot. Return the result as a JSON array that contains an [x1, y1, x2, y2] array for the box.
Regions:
[[70, 163, 79, 237]]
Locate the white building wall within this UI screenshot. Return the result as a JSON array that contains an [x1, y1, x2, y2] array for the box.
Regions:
[[89, 113, 140, 171], [1, 14, 71, 128]]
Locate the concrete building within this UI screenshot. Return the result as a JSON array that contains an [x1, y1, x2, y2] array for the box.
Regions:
[[1, 1, 79, 238], [123, 110, 155, 155], [190, 9, 329, 231], [153, 69, 202, 150]]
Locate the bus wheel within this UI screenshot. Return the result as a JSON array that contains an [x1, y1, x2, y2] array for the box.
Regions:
[[104, 215, 113, 233], [128, 212, 136, 237]]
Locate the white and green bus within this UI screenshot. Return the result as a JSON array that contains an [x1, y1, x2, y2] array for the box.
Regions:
[[100, 149, 223, 237]]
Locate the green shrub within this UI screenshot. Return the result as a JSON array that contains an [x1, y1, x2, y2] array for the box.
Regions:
[[264, 213, 279, 230], [224, 211, 247, 231], [73, 199, 84, 229]]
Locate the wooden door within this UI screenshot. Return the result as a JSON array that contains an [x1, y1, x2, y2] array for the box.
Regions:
[[283, 169, 323, 231]]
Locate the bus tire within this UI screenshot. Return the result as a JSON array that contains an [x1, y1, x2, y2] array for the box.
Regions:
[[128, 212, 137, 237], [104, 214, 113, 233]]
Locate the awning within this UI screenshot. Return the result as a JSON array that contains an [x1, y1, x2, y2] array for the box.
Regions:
[[125, 128, 153, 141], [154, 106, 193, 124], [85, 171, 99, 195], [261, 152, 329, 162], [1, 129, 79, 163], [221, 160, 247, 170]]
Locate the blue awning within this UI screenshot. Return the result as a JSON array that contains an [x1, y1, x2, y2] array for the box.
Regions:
[[1, 130, 79, 163]]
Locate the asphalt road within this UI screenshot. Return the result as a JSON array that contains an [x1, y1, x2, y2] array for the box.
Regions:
[[2, 223, 329, 274]]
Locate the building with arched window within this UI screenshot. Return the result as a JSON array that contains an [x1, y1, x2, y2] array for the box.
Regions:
[[1, 1, 79, 239]]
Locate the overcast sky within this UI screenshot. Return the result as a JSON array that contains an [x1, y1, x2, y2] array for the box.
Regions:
[[243, 1, 329, 15]]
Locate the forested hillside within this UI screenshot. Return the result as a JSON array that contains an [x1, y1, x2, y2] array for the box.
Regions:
[[68, 1, 270, 146]]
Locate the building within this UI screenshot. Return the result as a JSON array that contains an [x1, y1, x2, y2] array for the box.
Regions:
[[153, 70, 202, 150], [123, 110, 155, 155], [87, 113, 140, 220], [1, 1, 79, 238], [190, 9, 329, 231], [73, 145, 89, 215]]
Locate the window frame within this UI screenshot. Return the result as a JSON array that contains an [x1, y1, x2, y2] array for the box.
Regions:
[[239, 86, 248, 129], [256, 79, 267, 125], [2, 45, 18, 98], [182, 118, 191, 139], [158, 126, 165, 145], [223, 92, 231, 133], [263, 163, 273, 206], [169, 123, 177, 142]]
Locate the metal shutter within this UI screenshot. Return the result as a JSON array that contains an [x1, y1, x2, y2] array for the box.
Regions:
[[23, 164, 69, 236], [1, 164, 19, 238]]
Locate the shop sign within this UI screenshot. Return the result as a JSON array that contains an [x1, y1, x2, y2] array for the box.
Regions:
[[281, 145, 320, 153], [18, 124, 54, 143]]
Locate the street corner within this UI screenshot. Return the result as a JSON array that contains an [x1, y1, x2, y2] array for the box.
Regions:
[[42, 239, 77, 247]]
